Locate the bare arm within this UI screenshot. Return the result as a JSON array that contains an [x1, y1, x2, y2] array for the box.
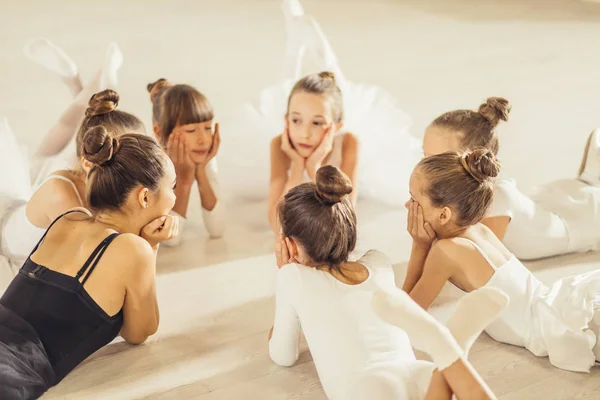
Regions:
[[406, 244, 454, 310], [198, 160, 226, 238], [268, 136, 305, 233], [481, 216, 510, 241], [339, 133, 359, 204], [402, 242, 431, 294], [26, 178, 83, 228], [120, 238, 160, 345], [171, 183, 192, 218]]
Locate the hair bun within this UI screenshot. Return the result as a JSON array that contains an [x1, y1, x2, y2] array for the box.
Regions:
[[147, 78, 170, 101], [86, 89, 119, 117], [82, 125, 119, 166], [460, 148, 500, 184], [478, 97, 511, 127], [318, 71, 336, 81], [315, 165, 353, 204]]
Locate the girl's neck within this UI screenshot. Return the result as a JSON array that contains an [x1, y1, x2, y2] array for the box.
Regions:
[[436, 223, 470, 240], [95, 210, 143, 235], [313, 261, 369, 285]]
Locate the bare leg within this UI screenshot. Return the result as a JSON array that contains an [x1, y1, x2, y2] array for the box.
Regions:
[[439, 358, 496, 400], [424, 370, 452, 400]]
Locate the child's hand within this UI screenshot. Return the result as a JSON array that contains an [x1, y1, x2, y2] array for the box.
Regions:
[[280, 129, 304, 165], [306, 125, 334, 174], [167, 132, 196, 186], [141, 215, 180, 248], [196, 123, 221, 177], [407, 202, 436, 248]]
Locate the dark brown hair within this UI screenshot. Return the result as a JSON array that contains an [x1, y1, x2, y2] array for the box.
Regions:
[[76, 90, 144, 159], [278, 165, 356, 273], [82, 125, 168, 212], [287, 71, 344, 123], [430, 97, 511, 155], [147, 78, 173, 124], [147, 80, 213, 145], [417, 148, 500, 226]]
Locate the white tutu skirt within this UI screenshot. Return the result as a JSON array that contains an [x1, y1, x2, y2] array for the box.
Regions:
[[219, 79, 421, 206], [0, 117, 74, 293]]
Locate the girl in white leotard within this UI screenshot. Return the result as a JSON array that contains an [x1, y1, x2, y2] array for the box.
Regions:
[[422, 96, 600, 260], [269, 165, 505, 399], [0, 89, 144, 293], [218, 0, 419, 232], [403, 148, 600, 372], [1, 40, 126, 291]]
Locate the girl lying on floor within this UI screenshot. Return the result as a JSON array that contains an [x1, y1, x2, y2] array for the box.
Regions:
[[269, 165, 506, 399], [403, 148, 600, 372]]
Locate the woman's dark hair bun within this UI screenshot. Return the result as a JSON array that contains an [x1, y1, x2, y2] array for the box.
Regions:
[[315, 165, 353, 204], [82, 125, 119, 166]]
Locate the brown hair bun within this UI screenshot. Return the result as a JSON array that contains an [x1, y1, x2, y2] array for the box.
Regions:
[[147, 78, 170, 101], [460, 148, 500, 184], [318, 71, 336, 81], [86, 89, 119, 117], [315, 165, 353, 204], [477, 97, 511, 127], [82, 125, 119, 166]]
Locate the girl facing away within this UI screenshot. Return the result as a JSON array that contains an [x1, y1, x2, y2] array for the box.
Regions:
[[269, 165, 507, 400], [403, 148, 600, 372], [422, 96, 600, 260], [0, 126, 178, 399], [147, 79, 225, 243], [0, 90, 143, 293], [219, 0, 419, 220]]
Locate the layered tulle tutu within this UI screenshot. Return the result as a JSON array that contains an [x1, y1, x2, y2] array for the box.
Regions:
[[219, 79, 421, 206]]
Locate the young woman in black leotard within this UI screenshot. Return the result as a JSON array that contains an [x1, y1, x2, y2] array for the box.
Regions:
[[0, 124, 178, 399]]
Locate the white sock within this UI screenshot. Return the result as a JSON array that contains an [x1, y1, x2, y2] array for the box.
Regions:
[[99, 42, 123, 90], [445, 287, 509, 354], [373, 288, 463, 371], [302, 16, 346, 89], [24, 38, 83, 97], [281, 0, 306, 80]]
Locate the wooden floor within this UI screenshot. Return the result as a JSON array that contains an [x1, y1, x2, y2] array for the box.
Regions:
[[2, 0, 600, 398]]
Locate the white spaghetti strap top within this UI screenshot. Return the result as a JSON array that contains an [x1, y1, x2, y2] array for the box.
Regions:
[[1, 175, 83, 263], [40, 175, 84, 206]]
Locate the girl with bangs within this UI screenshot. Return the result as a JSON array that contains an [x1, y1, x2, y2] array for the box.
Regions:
[[147, 80, 225, 244]]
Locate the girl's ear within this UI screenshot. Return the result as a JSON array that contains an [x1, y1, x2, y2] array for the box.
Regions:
[[285, 237, 298, 262]]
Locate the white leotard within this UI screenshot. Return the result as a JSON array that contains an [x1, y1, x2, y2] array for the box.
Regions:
[[446, 237, 600, 372], [489, 177, 600, 260], [270, 250, 434, 399], [1, 175, 83, 264], [162, 158, 226, 247]]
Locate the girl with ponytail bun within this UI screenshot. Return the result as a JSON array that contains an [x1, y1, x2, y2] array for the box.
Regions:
[[1, 90, 144, 292], [218, 2, 416, 231], [401, 149, 600, 373], [0, 92, 178, 396], [269, 166, 498, 400], [423, 97, 600, 261]]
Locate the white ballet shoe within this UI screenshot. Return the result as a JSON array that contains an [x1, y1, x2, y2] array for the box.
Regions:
[[99, 42, 123, 90], [23, 38, 78, 79], [578, 128, 600, 186]]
